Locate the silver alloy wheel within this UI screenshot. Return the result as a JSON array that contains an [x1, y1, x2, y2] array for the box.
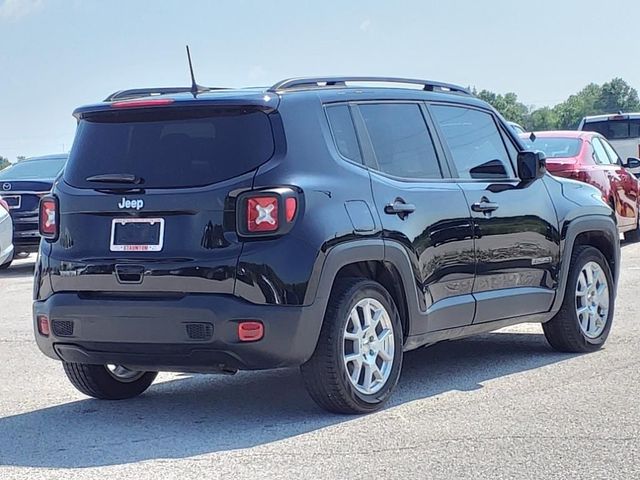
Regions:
[[342, 298, 395, 395], [106, 365, 145, 383], [575, 261, 609, 339]]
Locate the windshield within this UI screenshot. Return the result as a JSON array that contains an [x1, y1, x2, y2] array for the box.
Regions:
[[582, 119, 640, 140], [0, 157, 66, 180], [521, 137, 582, 159], [64, 108, 275, 189]]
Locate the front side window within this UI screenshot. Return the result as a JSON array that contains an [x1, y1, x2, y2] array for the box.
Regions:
[[358, 103, 442, 179], [431, 105, 515, 180], [600, 139, 622, 165]]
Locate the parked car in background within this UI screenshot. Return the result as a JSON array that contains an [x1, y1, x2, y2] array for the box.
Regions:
[[507, 121, 525, 135], [0, 198, 14, 269], [521, 131, 640, 241], [0, 154, 67, 257], [579, 113, 640, 177]]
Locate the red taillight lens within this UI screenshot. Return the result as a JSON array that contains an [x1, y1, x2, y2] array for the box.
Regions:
[[285, 197, 297, 222], [247, 196, 279, 232], [37, 315, 50, 336], [238, 321, 264, 342], [112, 98, 175, 108], [39, 196, 58, 240], [0, 199, 9, 213]]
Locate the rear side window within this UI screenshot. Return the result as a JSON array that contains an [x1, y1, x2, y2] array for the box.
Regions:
[[592, 138, 612, 165], [358, 103, 442, 179], [65, 108, 275, 189], [431, 105, 515, 180], [583, 119, 640, 140], [326, 105, 362, 163]]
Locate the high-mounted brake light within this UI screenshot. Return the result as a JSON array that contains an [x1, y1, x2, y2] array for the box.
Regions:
[[608, 114, 628, 121], [39, 196, 58, 240], [111, 98, 175, 109]]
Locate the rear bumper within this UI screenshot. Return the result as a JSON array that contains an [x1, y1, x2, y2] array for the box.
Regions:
[[33, 293, 325, 371]]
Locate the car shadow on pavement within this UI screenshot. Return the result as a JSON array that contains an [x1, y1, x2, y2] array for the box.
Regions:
[[0, 259, 35, 278], [0, 331, 579, 469]]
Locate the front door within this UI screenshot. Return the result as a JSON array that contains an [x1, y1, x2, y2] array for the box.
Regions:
[[429, 103, 561, 324], [351, 102, 476, 334]]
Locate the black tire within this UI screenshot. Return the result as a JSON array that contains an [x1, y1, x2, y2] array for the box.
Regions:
[[301, 278, 403, 414], [624, 218, 640, 242], [543, 246, 614, 353], [0, 260, 11, 270], [62, 362, 157, 400]]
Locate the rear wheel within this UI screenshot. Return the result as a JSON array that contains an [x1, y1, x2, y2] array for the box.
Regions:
[[62, 362, 157, 400], [543, 246, 614, 353], [301, 278, 403, 414]]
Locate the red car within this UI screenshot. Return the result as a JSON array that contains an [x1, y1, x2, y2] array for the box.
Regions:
[[521, 131, 640, 240]]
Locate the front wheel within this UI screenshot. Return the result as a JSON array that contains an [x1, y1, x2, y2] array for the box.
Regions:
[[301, 278, 403, 414], [62, 363, 157, 400], [543, 246, 614, 353]]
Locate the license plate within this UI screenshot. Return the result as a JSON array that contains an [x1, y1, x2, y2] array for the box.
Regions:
[[110, 218, 165, 252], [2, 195, 21, 209]]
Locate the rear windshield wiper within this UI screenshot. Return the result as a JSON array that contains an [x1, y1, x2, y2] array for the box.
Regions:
[[85, 173, 143, 184]]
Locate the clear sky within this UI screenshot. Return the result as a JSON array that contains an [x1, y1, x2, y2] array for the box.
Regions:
[[1, 0, 639, 160]]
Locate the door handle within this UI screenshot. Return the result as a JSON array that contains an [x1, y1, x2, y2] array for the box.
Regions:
[[384, 198, 416, 219], [471, 200, 499, 213]]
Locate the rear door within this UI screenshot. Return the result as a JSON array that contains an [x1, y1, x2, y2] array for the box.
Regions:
[[51, 106, 276, 294], [428, 103, 560, 324], [598, 137, 639, 228], [352, 102, 476, 334]]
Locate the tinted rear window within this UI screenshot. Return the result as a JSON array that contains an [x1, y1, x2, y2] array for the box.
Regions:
[[64, 108, 275, 189], [521, 137, 582, 159], [582, 119, 640, 140], [0, 158, 66, 180]]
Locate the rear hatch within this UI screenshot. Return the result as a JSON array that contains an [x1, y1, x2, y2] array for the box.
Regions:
[[50, 100, 277, 295]]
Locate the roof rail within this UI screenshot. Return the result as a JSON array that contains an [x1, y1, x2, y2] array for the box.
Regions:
[[104, 86, 227, 102], [268, 76, 472, 95]]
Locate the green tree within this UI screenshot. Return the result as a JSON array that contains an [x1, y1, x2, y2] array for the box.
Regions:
[[595, 78, 640, 114], [0, 156, 10, 171], [527, 106, 559, 131], [475, 89, 528, 125], [16, 155, 26, 162], [552, 83, 602, 130]]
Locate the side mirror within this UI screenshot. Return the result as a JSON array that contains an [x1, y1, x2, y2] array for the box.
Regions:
[[624, 157, 640, 169], [517, 150, 546, 181]]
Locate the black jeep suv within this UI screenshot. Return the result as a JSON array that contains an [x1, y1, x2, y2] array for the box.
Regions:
[[33, 77, 619, 414]]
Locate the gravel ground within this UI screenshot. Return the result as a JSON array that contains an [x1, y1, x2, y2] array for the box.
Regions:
[[0, 245, 638, 480]]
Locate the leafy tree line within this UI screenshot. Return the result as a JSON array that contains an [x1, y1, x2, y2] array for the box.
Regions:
[[473, 78, 640, 131], [0, 156, 10, 171]]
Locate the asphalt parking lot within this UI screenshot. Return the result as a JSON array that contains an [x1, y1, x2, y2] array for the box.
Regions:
[[0, 246, 639, 480]]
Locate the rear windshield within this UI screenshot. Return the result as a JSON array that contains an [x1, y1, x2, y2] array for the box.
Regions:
[[521, 137, 582, 159], [0, 157, 66, 180], [582, 119, 640, 140], [64, 108, 275, 189]]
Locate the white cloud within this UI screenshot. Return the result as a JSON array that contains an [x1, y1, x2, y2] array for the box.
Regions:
[[359, 19, 372, 32], [0, 0, 44, 21]]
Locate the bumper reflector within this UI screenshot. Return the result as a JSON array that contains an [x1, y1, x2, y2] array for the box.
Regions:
[[37, 315, 50, 337], [238, 321, 264, 342]]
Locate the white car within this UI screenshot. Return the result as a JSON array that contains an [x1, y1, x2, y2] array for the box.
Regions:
[[0, 199, 14, 269], [578, 113, 640, 176]]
